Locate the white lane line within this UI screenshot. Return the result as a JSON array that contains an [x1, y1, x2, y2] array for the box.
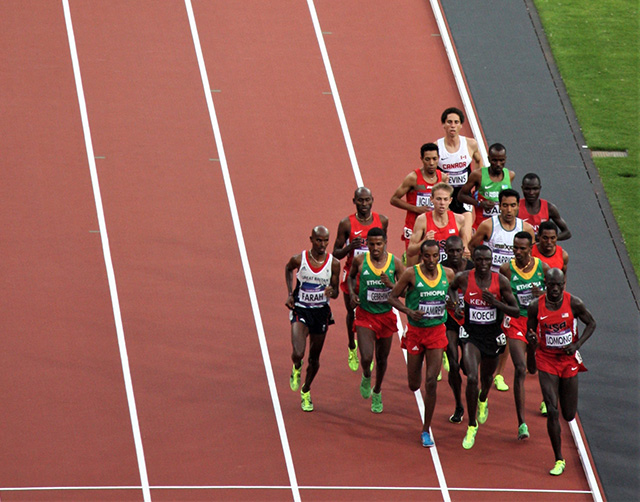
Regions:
[[428, 0, 488, 165], [569, 418, 604, 502], [61, 2, 151, 501], [429, 2, 604, 499], [305, 0, 363, 188], [183, 2, 301, 501]]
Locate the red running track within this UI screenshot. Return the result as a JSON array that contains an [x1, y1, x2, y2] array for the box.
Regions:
[[0, 1, 601, 500]]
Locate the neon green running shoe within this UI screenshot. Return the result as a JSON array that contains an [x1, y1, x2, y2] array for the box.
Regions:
[[360, 375, 372, 399], [550, 459, 566, 476], [300, 390, 313, 412], [437, 369, 442, 381], [477, 398, 488, 424], [540, 401, 548, 416], [348, 340, 359, 371], [371, 391, 383, 413], [518, 423, 529, 440], [462, 425, 478, 449], [289, 364, 301, 392], [494, 374, 509, 391], [442, 352, 450, 372]]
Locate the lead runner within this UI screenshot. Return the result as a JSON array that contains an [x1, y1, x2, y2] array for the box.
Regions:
[[449, 245, 519, 449]]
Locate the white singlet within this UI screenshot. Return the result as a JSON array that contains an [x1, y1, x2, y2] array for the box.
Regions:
[[437, 136, 472, 188], [486, 215, 524, 272], [295, 251, 333, 309]]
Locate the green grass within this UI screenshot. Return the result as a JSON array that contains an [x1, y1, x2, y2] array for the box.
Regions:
[[533, 0, 640, 278]]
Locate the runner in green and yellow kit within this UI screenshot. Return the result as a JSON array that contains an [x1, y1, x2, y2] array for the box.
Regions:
[[389, 240, 455, 448], [348, 227, 404, 414], [499, 231, 549, 439]]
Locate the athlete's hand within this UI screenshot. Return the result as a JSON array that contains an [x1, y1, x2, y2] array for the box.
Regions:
[[285, 295, 295, 310], [479, 200, 496, 211], [408, 309, 424, 322], [425, 230, 436, 241], [349, 293, 360, 309], [564, 342, 578, 356], [463, 246, 471, 259], [532, 285, 544, 298], [379, 274, 393, 288], [415, 205, 431, 215], [481, 289, 497, 305], [350, 237, 364, 250], [324, 285, 335, 298], [525, 329, 537, 346]]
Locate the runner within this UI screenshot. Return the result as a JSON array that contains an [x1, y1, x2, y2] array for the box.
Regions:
[[348, 227, 404, 413], [406, 182, 471, 266], [441, 235, 474, 423], [519, 173, 572, 240], [449, 245, 519, 449], [499, 232, 548, 439], [285, 226, 341, 412], [533, 220, 569, 275], [388, 240, 455, 447], [457, 143, 515, 230], [390, 143, 448, 250], [527, 268, 596, 476], [333, 187, 389, 372]]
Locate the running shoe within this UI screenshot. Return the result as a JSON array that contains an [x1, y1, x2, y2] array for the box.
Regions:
[[371, 391, 383, 413], [442, 352, 450, 372], [421, 431, 434, 448], [518, 423, 530, 440], [449, 406, 464, 424], [360, 375, 372, 399], [300, 390, 313, 412], [477, 398, 489, 424], [348, 341, 359, 371], [550, 459, 566, 476], [494, 374, 509, 391], [462, 425, 478, 449], [289, 364, 301, 392], [540, 401, 548, 416], [437, 369, 442, 382]]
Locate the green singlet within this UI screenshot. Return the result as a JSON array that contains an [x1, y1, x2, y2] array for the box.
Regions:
[[405, 263, 449, 328], [509, 257, 545, 316], [358, 252, 396, 314]]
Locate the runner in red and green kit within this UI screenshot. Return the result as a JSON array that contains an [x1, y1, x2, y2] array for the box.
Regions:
[[389, 240, 455, 448], [348, 227, 404, 414], [499, 231, 549, 440]]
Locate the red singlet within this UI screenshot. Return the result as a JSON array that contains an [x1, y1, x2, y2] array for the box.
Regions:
[[519, 199, 549, 235], [402, 169, 443, 242], [532, 243, 565, 270], [340, 212, 383, 293], [426, 210, 459, 262], [537, 291, 577, 353]]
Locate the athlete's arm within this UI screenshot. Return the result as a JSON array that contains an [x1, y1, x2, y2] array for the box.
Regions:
[[562, 249, 569, 275], [285, 254, 302, 308], [448, 271, 468, 318], [332, 217, 357, 260], [388, 267, 422, 322], [326, 257, 341, 299], [526, 298, 540, 345], [467, 137, 484, 170], [390, 172, 428, 214], [347, 254, 364, 307], [567, 296, 596, 355], [468, 218, 491, 255], [508, 170, 516, 183], [499, 261, 511, 280], [523, 221, 536, 242], [457, 170, 482, 208], [485, 274, 520, 317], [406, 213, 428, 264], [380, 214, 389, 233], [454, 212, 472, 258], [548, 202, 572, 241]]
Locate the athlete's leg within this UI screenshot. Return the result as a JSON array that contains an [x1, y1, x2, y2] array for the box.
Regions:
[[356, 327, 376, 379], [407, 351, 425, 393], [301, 332, 326, 393], [559, 375, 579, 422], [539, 370, 563, 461], [291, 321, 309, 369], [342, 292, 356, 350], [494, 344, 510, 390], [462, 342, 482, 427], [372, 335, 393, 393], [423, 347, 444, 432], [509, 338, 528, 426], [478, 353, 499, 403], [446, 326, 463, 410]]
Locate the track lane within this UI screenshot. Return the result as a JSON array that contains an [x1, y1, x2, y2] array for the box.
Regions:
[[0, 1, 142, 498], [67, 1, 292, 498]]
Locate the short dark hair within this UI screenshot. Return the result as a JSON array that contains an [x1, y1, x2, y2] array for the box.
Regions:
[[420, 142, 439, 158], [445, 235, 463, 249], [499, 188, 520, 203], [367, 227, 386, 240], [488, 143, 506, 154], [514, 231, 533, 245], [522, 172, 541, 184], [441, 107, 464, 124], [473, 244, 492, 257], [538, 220, 558, 236], [420, 239, 439, 254]]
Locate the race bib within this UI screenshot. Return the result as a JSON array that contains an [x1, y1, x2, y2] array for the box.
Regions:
[[354, 247, 367, 258], [468, 306, 497, 324], [545, 330, 573, 348], [448, 172, 468, 187], [416, 193, 432, 208], [482, 204, 500, 218], [459, 326, 469, 339], [367, 288, 390, 303], [419, 300, 446, 318], [492, 248, 512, 267], [517, 290, 533, 307], [496, 333, 507, 346], [503, 315, 511, 329], [403, 226, 412, 240], [298, 285, 327, 306]]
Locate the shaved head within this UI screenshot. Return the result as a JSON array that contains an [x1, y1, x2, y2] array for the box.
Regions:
[[312, 225, 329, 238], [354, 186, 372, 199], [545, 267, 564, 283]]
